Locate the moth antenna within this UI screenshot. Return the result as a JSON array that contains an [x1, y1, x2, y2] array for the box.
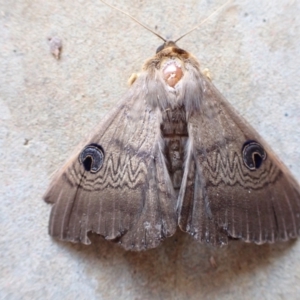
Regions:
[[100, 0, 166, 42], [174, 0, 232, 43]]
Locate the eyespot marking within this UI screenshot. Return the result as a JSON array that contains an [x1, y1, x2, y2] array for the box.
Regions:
[[79, 144, 104, 173], [242, 141, 267, 170]]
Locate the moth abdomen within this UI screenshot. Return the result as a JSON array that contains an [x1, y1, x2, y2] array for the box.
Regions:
[[161, 106, 188, 192]]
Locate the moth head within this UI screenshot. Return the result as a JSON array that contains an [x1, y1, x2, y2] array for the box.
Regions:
[[154, 41, 190, 88], [156, 41, 178, 53]]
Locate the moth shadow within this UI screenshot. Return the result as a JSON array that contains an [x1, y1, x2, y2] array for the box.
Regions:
[[62, 230, 296, 296]]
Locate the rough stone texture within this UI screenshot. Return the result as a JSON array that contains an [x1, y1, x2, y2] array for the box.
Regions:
[[1, 0, 300, 299]]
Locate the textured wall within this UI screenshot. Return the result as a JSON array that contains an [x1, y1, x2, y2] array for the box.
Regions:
[[1, 0, 300, 299]]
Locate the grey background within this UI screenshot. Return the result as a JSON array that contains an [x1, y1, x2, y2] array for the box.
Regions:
[[1, 0, 300, 299]]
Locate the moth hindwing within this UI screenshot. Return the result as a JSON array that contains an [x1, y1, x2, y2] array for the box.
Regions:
[[44, 41, 300, 251]]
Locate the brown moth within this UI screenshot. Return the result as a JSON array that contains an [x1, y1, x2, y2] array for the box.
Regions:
[[44, 2, 300, 251]]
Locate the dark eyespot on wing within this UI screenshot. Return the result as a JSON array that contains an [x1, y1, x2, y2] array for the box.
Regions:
[[242, 141, 266, 170], [79, 144, 105, 173]]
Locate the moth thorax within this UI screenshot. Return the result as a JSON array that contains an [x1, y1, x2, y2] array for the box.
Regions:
[[162, 59, 183, 87]]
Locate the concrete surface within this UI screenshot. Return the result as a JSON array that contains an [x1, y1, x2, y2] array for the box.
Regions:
[[1, 0, 300, 299]]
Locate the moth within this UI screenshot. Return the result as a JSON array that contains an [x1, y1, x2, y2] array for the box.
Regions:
[[44, 1, 300, 251]]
